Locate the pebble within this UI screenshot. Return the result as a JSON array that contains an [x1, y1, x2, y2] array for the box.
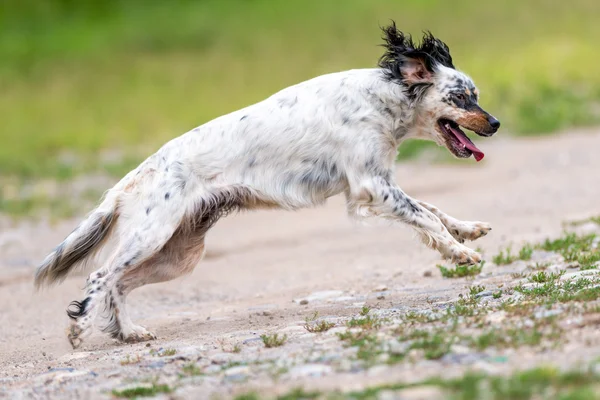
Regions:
[[36, 368, 94, 385], [387, 340, 411, 355], [560, 270, 599, 281], [367, 364, 389, 377], [293, 290, 344, 304], [204, 365, 222, 374], [224, 366, 250, 382], [486, 311, 507, 324], [423, 270, 433, 277], [475, 290, 494, 299], [534, 309, 564, 319], [288, 364, 332, 378], [211, 353, 233, 365], [145, 361, 166, 369]]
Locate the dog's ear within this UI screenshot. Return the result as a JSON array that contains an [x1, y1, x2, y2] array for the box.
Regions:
[[398, 54, 433, 85], [379, 23, 454, 86]]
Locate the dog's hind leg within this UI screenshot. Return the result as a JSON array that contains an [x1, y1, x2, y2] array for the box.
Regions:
[[66, 191, 189, 348], [417, 201, 491, 244], [101, 234, 206, 343]]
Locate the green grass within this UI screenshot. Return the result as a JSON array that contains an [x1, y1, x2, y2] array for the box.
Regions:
[[304, 312, 336, 333], [180, 363, 203, 377], [538, 232, 600, 269], [2, 0, 600, 189], [493, 246, 516, 265], [256, 366, 600, 400], [437, 262, 483, 278], [519, 244, 534, 261], [260, 333, 288, 348], [112, 383, 173, 398]]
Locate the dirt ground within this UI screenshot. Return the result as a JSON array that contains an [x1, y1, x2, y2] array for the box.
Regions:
[[2, 129, 600, 399]]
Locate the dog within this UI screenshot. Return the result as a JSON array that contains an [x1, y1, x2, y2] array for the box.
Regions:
[[35, 22, 500, 348]]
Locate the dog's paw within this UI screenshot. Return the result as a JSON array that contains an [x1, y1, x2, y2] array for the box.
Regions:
[[121, 326, 157, 344], [66, 325, 84, 349], [449, 221, 491, 243], [444, 243, 482, 265]]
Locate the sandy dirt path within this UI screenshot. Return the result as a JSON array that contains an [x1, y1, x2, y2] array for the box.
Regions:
[[1, 129, 600, 398]]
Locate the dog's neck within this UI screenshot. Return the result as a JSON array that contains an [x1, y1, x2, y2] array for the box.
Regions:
[[361, 69, 424, 145]]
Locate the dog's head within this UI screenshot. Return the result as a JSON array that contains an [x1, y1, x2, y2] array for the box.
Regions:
[[379, 22, 500, 161]]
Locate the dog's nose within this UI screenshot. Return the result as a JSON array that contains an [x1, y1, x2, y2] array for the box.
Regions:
[[488, 116, 500, 131]]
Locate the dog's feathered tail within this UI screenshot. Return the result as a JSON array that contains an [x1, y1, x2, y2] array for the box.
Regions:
[[34, 191, 120, 289]]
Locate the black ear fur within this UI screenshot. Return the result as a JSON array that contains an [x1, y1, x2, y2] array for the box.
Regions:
[[378, 21, 454, 85]]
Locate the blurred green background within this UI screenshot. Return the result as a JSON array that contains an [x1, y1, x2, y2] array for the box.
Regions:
[[1, 0, 600, 216]]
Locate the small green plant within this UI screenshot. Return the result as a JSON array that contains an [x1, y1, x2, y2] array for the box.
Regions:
[[181, 363, 203, 377], [519, 244, 534, 261], [234, 393, 260, 400], [119, 354, 142, 366], [404, 310, 438, 324], [492, 290, 503, 299], [437, 262, 483, 278], [493, 246, 516, 265], [529, 271, 562, 283], [261, 333, 288, 348], [277, 388, 321, 400], [303, 311, 335, 333], [347, 313, 381, 330], [409, 331, 455, 360], [360, 306, 371, 316], [150, 348, 176, 357], [469, 285, 486, 297], [532, 262, 551, 270], [539, 232, 600, 269], [112, 383, 172, 398], [305, 320, 335, 333]]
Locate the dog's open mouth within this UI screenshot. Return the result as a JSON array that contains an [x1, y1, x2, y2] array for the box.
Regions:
[[437, 119, 485, 162]]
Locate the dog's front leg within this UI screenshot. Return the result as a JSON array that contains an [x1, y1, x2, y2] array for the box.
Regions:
[[417, 201, 491, 244], [348, 176, 481, 265]]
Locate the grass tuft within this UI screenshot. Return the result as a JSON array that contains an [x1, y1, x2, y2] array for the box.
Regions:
[[261, 333, 287, 348], [438, 262, 483, 278], [112, 383, 172, 398]]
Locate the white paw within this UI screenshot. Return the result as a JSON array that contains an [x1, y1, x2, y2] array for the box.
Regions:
[[448, 221, 491, 243], [443, 243, 482, 265], [121, 325, 157, 343]]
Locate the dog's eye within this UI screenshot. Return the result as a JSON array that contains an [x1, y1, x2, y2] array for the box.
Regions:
[[453, 93, 466, 102]]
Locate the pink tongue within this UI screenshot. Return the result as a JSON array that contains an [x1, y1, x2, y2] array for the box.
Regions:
[[450, 126, 485, 162]]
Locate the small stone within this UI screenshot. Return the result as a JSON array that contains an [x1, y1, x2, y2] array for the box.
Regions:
[[450, 344, 471, 355], [224, 365, 250, 382], [534, 309, 563, 319], [423, 270, 433, 277], [390, 386, 445, 400], [377, 295, 385, 300], [367, 364, 389, 377], [486, 311, 507, 324], [374, 285, 388, 292], [293, 290, 344, 304], [475, 290, 494, 299], [299, 299, 309, 305], [262, 311, 273, 316], [211, 353, 233, 365], [288, 364, 332, 378]]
